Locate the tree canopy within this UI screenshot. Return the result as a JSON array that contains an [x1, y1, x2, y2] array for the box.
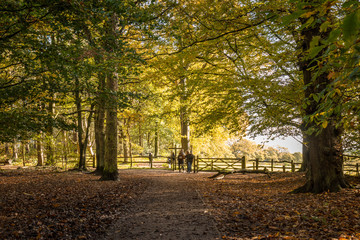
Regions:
[[1, 0, 359, 192]]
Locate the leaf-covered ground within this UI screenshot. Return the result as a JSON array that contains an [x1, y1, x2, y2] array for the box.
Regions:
[[1, 167, 360, 239], [0, 167, 147, 240], [195, 172, 360, 239]]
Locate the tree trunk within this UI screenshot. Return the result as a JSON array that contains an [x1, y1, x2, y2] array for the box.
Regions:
[[101, 71, 119, 180], [62, 131, 68, 170], [121, 120, 129, 163], [127, 125, 133, 162], [36, 139, 44, 166], [123, 133, 129, 163], [13, 140, 18, 161], [293, 5, 349, 193], [75, 77, 86, 170], [139, 122, 143, 147], [83, 104, 94, 169], [95, 73, 106, 174], [180, 76, 190, 152], [5, 143, 9, 156], [45, 97, 55, 165], [22, 141, 26, 167], [154, 121, 159, 157], [298, 133, 310, 173]]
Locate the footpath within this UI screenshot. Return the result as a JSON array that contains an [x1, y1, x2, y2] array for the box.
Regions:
[[105, 169, 220, 240]]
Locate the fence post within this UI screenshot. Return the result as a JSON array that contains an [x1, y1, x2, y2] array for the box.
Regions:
[[253, 162, 255, 170], [283, 164, 286, 172], [356, 163, 359, 177], [242, 156, 246, 170], [256, 158, 259, 171], [211, 158, 214, 171], [271, 159, 274, 172], [193, 156, 197, 173], [291, 160, 295, 172]]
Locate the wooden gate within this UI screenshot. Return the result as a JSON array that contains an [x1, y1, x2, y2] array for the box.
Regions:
[[194, 157, 246, 172]]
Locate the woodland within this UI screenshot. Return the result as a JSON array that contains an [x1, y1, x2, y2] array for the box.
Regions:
[[1, 0, 360, 198], [1, 0, 360, 239]]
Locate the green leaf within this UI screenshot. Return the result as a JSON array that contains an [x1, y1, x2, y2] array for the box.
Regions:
[[320, 21, 331, 32], [310, 36, 321, 48], [308, 45, 326, 59], [281, 10, 305, 26], [327, 29, 341, 43], [342, 10, 360, 42]]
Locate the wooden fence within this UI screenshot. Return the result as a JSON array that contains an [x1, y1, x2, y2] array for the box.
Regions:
[[194, 156, 360, 176], [118, 155, 170, 169], [63, 154, 360, 176]]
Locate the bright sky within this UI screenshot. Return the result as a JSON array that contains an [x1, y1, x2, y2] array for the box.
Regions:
[[246, 136, 303, 153]]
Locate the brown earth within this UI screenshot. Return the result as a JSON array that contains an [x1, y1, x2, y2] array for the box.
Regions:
[[104, 169, 220, 240], [1, 166, 360, 239]]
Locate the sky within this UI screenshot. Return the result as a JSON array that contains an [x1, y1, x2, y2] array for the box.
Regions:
[[246, 135, 303, 153]]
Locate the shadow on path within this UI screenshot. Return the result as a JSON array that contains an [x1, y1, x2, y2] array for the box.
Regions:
[[105, 169, 220, 240]]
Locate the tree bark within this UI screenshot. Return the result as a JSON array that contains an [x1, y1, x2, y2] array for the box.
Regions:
[[45, 97, 55, 165], [121, 120, 129, 163], [36, 139, 44, 166], [101, 71, 119, 180], [180, 77, 190, 152], [12, 140, 18, 161], [75, 77, 86, 170], [139, 122, 143, 147], [154, 121, 159, 157], [293, 4, 349, 193], [95, 73, 106, 174], [298, 133, 309, 173]]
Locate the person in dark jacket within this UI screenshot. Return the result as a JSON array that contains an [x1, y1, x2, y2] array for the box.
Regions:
[[177, 150, 185, 172], [185, 150, 195, 173]]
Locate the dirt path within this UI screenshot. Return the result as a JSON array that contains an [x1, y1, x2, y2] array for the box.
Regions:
[[105, 169, 221, 240]]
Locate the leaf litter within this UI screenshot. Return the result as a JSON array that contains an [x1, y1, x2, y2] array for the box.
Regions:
[[1, 168, 360, 239]]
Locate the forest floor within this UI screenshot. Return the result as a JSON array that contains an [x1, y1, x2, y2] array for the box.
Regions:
[[1, 166, 360, 239]]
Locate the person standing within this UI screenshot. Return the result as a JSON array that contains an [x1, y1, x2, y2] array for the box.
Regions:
[[185, 150, 195, 173], [170, 152, 175, 169], [177, 150, 185, 172]]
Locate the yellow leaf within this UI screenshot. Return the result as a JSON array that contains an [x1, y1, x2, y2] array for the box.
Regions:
[[322, 120, 328, 129], [301, 11, 316, 18]]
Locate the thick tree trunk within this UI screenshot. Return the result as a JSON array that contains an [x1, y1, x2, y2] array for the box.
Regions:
[[295, 122, 349, 193], [298, 133, 310, 172], [100, 13, 119, 180], [101, 72, 119, 180], [294, 6, 349, 193]]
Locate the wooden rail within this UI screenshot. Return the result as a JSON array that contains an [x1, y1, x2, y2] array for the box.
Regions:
[[117, 155, 170, 169], [195, 156, 360, 176], [62, 154, 360, 176]]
